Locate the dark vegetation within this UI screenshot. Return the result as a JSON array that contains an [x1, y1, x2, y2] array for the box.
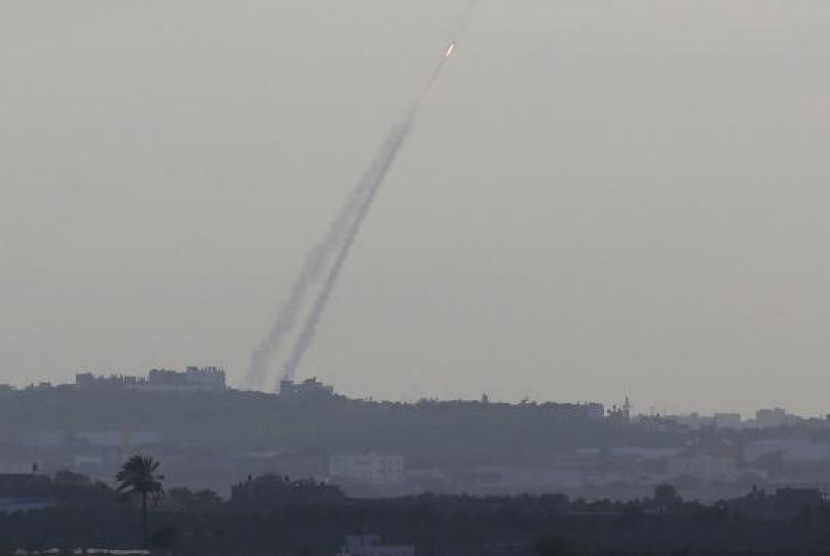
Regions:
[[115, 455, 165, 547], [5, 389, 830, 553], [2, 469, 830, 556]]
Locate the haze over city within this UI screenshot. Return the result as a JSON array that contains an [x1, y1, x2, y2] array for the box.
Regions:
[[7, 2, 830, 555], [4, 0, 830, 416]]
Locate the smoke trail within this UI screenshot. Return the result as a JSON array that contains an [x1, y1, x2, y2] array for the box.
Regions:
[[247, 108, 422, 389], [246, 147, 390, 389], [249, 0, 480, 390], [278, 118, 414, 384], [278, 35, 468, 383]]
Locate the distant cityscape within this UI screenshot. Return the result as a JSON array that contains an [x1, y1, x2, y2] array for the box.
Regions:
[[2, 368, 830, 555], [10, 368, 811, 430], [31, 366, 229, 393], [0, 368, 827, 504]]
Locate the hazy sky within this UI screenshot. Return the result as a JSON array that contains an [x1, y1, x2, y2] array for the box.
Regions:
[[3, 1, 830, 416]]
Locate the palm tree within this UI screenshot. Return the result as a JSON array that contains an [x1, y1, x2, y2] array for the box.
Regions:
[[654, 482, 681, 516], [116, 454, 165, 547]]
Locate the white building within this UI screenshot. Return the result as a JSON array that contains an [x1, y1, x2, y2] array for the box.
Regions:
[[713, 413, 742, 429], [337, 535, 414, 556], [75, 366, 226, 392], [753, 408, 800, 428], [183, 366, 226, 390], [668, 413, 744, 430], [329, 453, 405, 486], [144, 366, 226, 392], [278, 378, 335, 401]]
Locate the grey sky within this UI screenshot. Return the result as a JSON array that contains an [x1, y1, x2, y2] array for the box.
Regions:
[[2, 1, 830, 416]]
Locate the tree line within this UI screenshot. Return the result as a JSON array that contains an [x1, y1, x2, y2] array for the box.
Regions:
[[1, 457, 828, 556]]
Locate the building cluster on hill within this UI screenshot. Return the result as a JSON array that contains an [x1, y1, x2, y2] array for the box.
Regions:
[[278, 377, 336, 401], [4, 372, 830, 501], [666, 407, 803, 430], [74, 366, 227, 392]]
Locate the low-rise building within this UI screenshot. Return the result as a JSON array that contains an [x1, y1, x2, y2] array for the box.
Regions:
[[668, 412, 744, 430], [278, 378, 335, 401], [75, 366, 226, 393], [753, 408, 801, 428], [75, 373, 138, 389], [330, 453, 405, 486], [184, 366, 226, 389], [145, 366, 226, 392], [713, 413, 742, 429]]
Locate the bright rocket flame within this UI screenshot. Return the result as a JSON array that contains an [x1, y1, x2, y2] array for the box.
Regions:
[[446, 43, 456, 58]]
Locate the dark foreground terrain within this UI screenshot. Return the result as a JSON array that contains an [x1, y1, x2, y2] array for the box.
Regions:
[[3, 471, 830, 556]]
